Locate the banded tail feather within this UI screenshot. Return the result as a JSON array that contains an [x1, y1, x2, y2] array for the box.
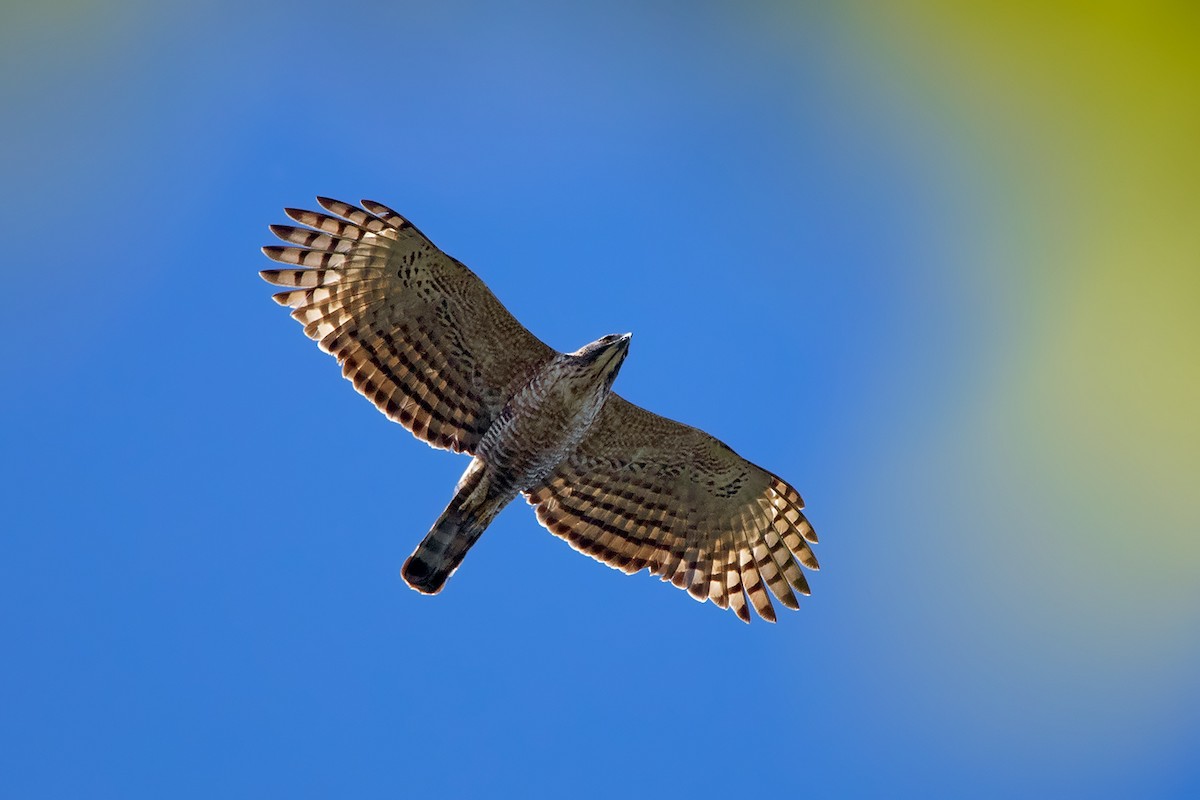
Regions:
[[402, 465, 506, 595]]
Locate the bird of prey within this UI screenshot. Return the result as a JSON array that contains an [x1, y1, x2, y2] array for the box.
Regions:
[[261, 198, 818, 622]]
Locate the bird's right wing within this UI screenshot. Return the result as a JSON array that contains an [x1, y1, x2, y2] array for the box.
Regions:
[[261, 198, 556, 454], [524, 395, 818, 622]]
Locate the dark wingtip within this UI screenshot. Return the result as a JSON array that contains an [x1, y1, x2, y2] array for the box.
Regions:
[[315, 196, 345, 215]]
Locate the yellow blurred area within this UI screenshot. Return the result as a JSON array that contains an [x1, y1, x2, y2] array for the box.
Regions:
[[817, 3, 1200, 762], [847, 0, 1200, 554]]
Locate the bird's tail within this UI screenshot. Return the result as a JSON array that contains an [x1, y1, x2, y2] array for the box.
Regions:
[[401, 466, 504, 595]]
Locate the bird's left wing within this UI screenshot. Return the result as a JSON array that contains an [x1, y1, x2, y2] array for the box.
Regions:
[[261, 198, 556, 454], [524, 395, 818, 622]]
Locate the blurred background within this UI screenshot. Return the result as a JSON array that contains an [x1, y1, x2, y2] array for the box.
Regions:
[[2, 1, 1197, 796]]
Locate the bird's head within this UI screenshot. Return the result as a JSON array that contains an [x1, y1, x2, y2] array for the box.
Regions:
[[569, 332, 632, 390]]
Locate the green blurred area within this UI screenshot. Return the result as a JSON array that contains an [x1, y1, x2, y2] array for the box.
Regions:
[[834, 0, 1200, 553], [779, 0, 1200, 770]]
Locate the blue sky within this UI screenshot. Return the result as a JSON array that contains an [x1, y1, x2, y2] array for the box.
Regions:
[[3, 1, 1198, 797]]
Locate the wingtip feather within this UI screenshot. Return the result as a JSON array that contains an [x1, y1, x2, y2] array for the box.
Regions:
[[734, 600, 751, 623]]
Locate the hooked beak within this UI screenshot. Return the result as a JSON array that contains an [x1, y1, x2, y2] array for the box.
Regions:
[[612, 332, 632, 359], [596, 333, 632, 367]]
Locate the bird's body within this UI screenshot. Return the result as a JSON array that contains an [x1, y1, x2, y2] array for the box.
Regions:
[[476, 336, 629, 494], [262, 198, 818, 622], [405, 336, 631, 593]]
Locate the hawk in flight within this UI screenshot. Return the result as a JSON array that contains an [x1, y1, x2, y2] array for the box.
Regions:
[[261, 198, 818, 622]]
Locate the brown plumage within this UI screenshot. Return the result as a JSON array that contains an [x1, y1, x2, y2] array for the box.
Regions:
[[261, 197, 818, 622]]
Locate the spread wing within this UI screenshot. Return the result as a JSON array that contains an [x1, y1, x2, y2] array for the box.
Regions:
[[524, 396, 818, 622], [261, 198, 555, 454]]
